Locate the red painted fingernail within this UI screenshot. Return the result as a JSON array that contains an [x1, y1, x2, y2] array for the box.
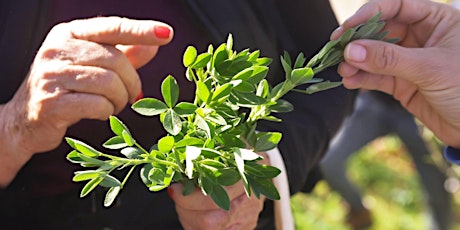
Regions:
[[167, 187, 174, 200], [154, 25, 171, 39], [135, 91, 144, 102]]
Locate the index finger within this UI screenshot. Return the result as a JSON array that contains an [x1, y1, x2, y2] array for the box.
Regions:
[[332, 0, 434, 39], [67, 16, 173, 45]]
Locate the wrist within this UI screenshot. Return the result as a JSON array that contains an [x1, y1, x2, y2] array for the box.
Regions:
[[0, 103, 33, 187]]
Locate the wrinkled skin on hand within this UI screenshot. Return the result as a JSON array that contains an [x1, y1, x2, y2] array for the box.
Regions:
[[334, 0, 460, 148], [170, 152, 270, 230], [0, 16, 173, 186]]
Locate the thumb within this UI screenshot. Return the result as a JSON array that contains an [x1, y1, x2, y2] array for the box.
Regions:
[[343, 39, 434, 82]]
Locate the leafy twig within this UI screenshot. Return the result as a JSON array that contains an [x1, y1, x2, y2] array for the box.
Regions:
[[65, 12, 397, 210]]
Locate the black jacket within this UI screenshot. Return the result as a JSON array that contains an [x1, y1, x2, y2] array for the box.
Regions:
[[0, 0, 356, 229]]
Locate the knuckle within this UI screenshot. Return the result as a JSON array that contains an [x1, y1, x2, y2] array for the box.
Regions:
[[375, 45, 399, 71]]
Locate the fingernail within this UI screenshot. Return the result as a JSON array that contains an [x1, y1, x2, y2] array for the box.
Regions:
[[154, 25, 171, 39], [346, 43, 367, 62], [331, 26, 343, 40], [167, 187, 174, 200], [135, 91, 144, 102]]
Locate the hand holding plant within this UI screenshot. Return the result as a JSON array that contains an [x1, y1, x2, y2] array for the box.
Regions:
[[65, 13, 396, 210]]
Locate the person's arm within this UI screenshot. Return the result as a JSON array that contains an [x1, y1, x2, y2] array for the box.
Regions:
[[333, 0, 460, 149], [0, 17, 173, 188], [0, 104, 34, 187]]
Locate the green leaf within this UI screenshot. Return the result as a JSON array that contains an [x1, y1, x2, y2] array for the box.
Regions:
[[199, 148, 221, 158], [183, 46, 197, 67], [191, 53, 212, 69], [293, 53, 306, 68], [217, 134, 246, 149], [216, 60, 252, 76], [236, 148, 261, 161], [185, 146, 201, 179], [208, 182, 230, 211], [215, 168, 240, 186], [140, 164, 154, 186], [248, 50, 260, 61], [67, 150, 85, 164], [158, 136, 175, 153], [338, 27, 356, 48], [254, 132, 282, 152], [103, 136, 128, 149], [73, 170, 103, 182], [256, 57, 272, 66], [232, 68, 254, 81], [290, 67, 314, 85], [246, 66, 269, 85], [175, 137, 205, 148], [246, 163, 281, 179], [305, 81, 342, 94], [109, 116, 130, 137], [163, 109, 182, 135], [212, 44, 229, 67], [132, 98, 168, 116], [231, 91, 266, 106], [233, 148, 250, 197], [269, 99, 294, 113], [205, 113, 227, 126], [161, 75, 179, 108], [261, 115, 282, 122], [122, 130, 135, 146], [181, 180, 197, 196], [211, 83, 233, 102], [75, 152, 105, 166], [247, 176, 280, 200], [80, 176, 104, 197], [226, 33, 233, 52], [196, 81, 211, 103], [232, 80, 255, 93], [100, 174, 122, 188], [280, 55, 292, 79], [65, 137, 100, 157], [120, 147, 143, 159], [185, 67, 195, 81], [104, 186, 121, 207], [195, 115, 212, 138], [174, 102, 197, 117], [201, 176, 230, 210], [282, 51, 292, 66]]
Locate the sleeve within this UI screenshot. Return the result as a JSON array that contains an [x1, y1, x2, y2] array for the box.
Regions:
[[444, 146, 460, 165]]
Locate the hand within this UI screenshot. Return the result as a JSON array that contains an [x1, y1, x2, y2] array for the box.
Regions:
[[333, 0, 460, 148], [0, 17, 173, 186], [170, 152, 270, 230]]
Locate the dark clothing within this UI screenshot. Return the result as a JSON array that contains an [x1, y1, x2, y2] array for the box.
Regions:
[[0, 0, 356, 229]]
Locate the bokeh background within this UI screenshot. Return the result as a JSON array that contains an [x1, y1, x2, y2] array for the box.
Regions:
[[291, 0, 460, 229]]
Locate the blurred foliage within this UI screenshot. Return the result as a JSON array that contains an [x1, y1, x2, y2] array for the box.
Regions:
[[291, 132, 460, 230]]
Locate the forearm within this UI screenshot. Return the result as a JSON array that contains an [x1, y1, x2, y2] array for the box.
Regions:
[[0, 103, 33, 187]]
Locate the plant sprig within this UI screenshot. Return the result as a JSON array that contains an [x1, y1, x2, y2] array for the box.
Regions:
[[66, 13, 397, 210]]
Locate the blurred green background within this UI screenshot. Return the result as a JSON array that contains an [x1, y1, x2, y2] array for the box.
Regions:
[[291, 131, 460, 229]]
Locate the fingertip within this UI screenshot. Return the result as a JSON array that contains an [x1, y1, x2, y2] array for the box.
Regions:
[[330, 26, 344, 40], [341, 76, 361, 90], [338, 62, 360, 78], [154, 25, 172, 39], [344, 42, 367, 63]]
